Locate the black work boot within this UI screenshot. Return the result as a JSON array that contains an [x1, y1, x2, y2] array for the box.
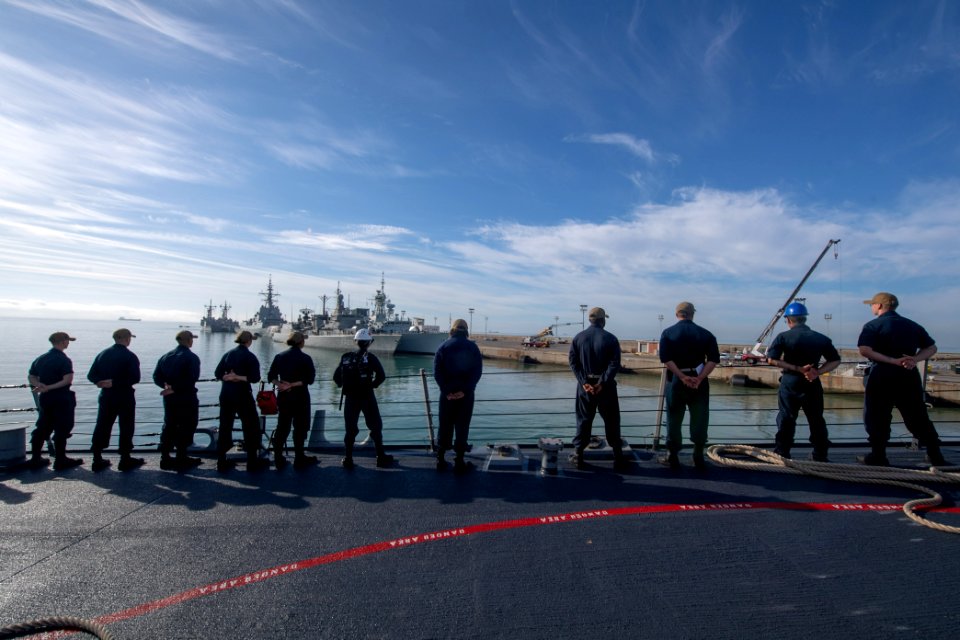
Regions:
[[436, 450, 448, 471], [118, 456, 145, 472], [91, 453, 111, 472], [857, 446, 890, 467], [926, 444, 949, 467], [693, 446, 707, 470], [293, 451, 318, 469]]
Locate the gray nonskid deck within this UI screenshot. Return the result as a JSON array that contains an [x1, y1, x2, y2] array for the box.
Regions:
[[1, 447, 958, 639]]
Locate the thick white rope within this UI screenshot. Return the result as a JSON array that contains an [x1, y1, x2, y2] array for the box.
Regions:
[[0, 615, 114, 639], [706, 444, 960, 534]]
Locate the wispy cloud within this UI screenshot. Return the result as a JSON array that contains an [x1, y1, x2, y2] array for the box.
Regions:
[[566, 132, 680, 166], [6, 0, 242, 61]]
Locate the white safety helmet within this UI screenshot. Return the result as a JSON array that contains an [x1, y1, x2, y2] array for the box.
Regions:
[[354, 328, 373, 342]]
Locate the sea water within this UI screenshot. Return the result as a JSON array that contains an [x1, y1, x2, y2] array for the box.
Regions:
[[1, 318, 957, 450]]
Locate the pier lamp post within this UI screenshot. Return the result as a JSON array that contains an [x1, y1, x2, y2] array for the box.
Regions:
[[579, 304, 587, 329], [658, 314, 664, 335], [824, 313, 832, 336], [484, 315, 488, 336], [468, 308, 474, 331]]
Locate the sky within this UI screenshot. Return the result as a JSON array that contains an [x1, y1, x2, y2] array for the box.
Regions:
[[0, 0, 958, 349]]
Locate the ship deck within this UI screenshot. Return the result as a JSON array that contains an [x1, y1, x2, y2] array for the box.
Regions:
[[2, 444, 959, 639]]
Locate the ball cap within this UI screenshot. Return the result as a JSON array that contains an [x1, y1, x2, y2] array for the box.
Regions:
[[176, 329, 198, 343], [113, 328, 136, 340], [588, 307, 609, 321], [863, 292, 898, 307], [676, 301, 696, 315], [48, 331, 76, 344]]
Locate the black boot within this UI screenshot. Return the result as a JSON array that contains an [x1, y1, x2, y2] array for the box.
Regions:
[[91, 453, 111, 472], [858, 445, 889, 467], [436, 449, 448, 471], [693, 446, 707, 470], [926, 444, 949, 467]]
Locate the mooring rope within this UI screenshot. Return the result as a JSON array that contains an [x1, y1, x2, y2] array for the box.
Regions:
[[0, 615, 114, 639], [706, 444, 960, 534]]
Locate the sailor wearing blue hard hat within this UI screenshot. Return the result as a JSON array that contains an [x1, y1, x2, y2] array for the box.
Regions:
[[765, 301, 841, 461]]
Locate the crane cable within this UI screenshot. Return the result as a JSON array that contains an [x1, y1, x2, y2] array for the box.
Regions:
[[707, 444, 960, 534]]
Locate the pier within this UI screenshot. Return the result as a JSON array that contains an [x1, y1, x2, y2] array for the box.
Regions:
[[475, 336, 960, 406]]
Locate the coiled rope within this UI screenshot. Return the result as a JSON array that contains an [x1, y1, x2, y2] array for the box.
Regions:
[[706, 444, 960, 534], [0, 615, 114, 639]]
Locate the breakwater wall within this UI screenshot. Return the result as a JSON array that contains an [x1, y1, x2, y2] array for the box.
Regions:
[[474, 336, 960, 406]]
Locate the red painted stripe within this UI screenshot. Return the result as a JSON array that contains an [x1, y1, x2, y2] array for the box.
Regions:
[[93, 501, 960, 627]]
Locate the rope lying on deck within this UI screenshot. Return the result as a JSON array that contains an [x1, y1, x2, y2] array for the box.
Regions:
[[706, 444, 960, 535], [0, 615, 114, 639]]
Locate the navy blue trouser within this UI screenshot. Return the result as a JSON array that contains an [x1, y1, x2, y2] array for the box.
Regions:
[[775, 374, 829, 452], [31, 391, 76, 458], [665, 376, 710, 452], [438, 391, 475, 455], [273, 391, 311, 455], [160, 393, 199, 456], [573, 383, 622, 454], [863, 366, 940, 447], [343, 390, 385, 456], [91, 389, 136, 456], [218, 393, 262, 460]]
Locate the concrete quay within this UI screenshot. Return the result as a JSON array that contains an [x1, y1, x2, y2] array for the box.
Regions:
[[474, 336, 960, 406]]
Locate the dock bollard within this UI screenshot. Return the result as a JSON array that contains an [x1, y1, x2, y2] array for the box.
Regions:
[[538, 437, 563, 476]]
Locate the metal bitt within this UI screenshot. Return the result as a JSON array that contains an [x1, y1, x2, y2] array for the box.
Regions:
[[538, 437, 564, 476]]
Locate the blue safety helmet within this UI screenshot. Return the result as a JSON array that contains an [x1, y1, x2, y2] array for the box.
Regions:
[[784, 302, 809, 318]]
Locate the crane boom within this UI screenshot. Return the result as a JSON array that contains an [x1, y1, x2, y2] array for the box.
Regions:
[[751, 238, 841, 355]]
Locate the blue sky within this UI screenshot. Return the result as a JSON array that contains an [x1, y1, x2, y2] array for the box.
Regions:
[[1, 0, 958, 349]]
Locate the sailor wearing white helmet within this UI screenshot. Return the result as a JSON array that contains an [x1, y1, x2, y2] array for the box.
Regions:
[[334, 328, 393, 469]]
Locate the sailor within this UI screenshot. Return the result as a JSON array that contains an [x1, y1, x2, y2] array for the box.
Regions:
[[268, 331, 318, 470], [27, 332, 83, 470], [214, 330, 269, 472], [88, 328, 144, 472], [857, 292, 949, 466], [764, 302, 841, 461], [433, 319, 483, 473], [334, 329, 393, 469], [153, 330, 203, 471], [568, 307, 630, 471], [658, 302, 721, 469]]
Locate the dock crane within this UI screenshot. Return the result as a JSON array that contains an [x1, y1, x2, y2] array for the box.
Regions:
[[750, 238, 841, 357]]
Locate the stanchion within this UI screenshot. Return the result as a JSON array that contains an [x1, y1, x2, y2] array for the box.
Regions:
[[419, 369, 436, 452]]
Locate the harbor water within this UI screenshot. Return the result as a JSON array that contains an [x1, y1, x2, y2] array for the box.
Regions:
[[2, 318, 958, 452]]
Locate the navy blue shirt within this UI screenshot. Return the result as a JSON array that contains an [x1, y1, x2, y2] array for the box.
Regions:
[[215, 345, 261, 398], [659, 320, 720, 370], [268, 347, 316, 396], [434, 334, 483, 395], [153, 345, 201, 394], [569, 325, 621, 386], [858, 310, 935, 366], [767, 324, 840, 376], [87, 344, 141, 393], [29, 348, 74, 399]]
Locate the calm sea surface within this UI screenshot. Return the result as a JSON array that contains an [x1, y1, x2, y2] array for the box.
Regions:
[[1, 318, 957, 450]]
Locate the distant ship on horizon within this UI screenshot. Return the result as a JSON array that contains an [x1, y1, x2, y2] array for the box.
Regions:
[[242, 276, 285, 332], [200, 301, 239, 334], [118, 316, 141, 322]]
